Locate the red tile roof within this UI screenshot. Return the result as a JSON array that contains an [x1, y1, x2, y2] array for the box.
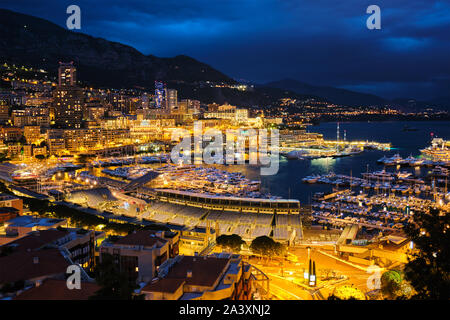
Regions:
[[165, 256, 230, 288], [2, 229, 69, 252], [114, 230, 167, 247], [142, 278, 185, 294], [14, 279, 100, 300], [0, 248, 70, 284]]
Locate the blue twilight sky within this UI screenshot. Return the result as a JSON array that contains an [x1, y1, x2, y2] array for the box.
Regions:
[[1, 0, 450, 100]]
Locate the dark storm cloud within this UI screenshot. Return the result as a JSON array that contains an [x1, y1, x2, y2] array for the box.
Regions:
[[1, 0, 449, 100]]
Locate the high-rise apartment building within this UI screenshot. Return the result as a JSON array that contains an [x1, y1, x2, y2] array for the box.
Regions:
[[164, 89, 178, 113], [0, 103, 9, 124], [58, 62, 77, 87], [155, 81, 165, 109], [54, 62, 84, 128]]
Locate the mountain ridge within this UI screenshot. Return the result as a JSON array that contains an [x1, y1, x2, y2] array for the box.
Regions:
[[0, 8, 448, 110], [265, 78, 387, 107], [0, 8, 236, 88]]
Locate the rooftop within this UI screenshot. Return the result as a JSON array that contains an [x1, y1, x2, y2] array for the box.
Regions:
[[0, 248, 70, 284], [165, 256, 230, 288], [5, 216, 65, 228], [142, 278, 185, 294], [2, 229, 69, 252], [113, 230, 168, 248], [14, 279, 100, 300]]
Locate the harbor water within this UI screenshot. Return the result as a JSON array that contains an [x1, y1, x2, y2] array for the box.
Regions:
[[239, 121, 450, 204]]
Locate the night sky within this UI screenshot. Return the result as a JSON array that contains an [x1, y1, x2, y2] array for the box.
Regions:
[[1, 0, 450, 100]]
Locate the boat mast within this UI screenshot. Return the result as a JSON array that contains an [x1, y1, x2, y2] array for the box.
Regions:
[[336, 122, 340, 153]]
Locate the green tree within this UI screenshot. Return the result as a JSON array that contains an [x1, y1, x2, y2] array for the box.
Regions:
[[216, 234, 245, 252], [381, 270, 403, 298], [89, 253, 141, 300], [403, 207, 450, 300], [250, 236, 285, 257]]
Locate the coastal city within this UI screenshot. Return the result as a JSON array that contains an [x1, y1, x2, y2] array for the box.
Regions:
[[0, 2, 449, 305]]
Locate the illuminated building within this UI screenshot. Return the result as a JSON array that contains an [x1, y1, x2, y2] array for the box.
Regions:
[[0, 103, 8, 124], [24, 125, 41, 145], [181, 99, 200, 114], [63, 128, 102, 152], [54, 62, 84, 128], [141, 253, 252, 300], [164, 88, 178, 113], [99, 230, 180, 283], [204, 104, 249, 125], [85, 104, 106, 122], [7, 144, 22, 158], [1, 127, 23, 142], [12, 107, 50, 127], [0, 193, 23, 216], [58, 62, 76, 86], [53, 87, 84, 128], [1, 228, 103, 271], [155, 81, 165, 109], [46, 129, 66, 155]]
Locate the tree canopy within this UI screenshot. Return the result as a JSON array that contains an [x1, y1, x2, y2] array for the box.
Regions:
[[380, 270, 412, 299], [250, 236, 285, 257], [403, 207, 450, 300], [216, 234, 245, 252]]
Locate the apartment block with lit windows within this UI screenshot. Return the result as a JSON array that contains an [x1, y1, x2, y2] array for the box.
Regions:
[[23, 126, 42, 145], [141, 253, 253, 300], [53, 62, 84, 129], [99, 230, 179, 284]]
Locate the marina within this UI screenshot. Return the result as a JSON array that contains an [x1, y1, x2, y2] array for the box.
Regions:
[[101, 164, 263, 197], [2, 121, 449, 239]]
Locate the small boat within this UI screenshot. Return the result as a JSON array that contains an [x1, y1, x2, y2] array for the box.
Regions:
[[389, 153, 403, 164], [409, 158, 424, 167], [396, 171, 412, 179], [286, 150, 307, 160], [302, 175, 319, 183]]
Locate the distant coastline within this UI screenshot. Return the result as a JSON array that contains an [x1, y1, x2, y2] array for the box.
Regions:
[[310, 114, 450, 124]]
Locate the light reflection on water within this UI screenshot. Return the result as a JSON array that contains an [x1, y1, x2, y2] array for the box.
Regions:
[[310, 157, 336, 174], [74, 121, 450, 205], [239, 121, 450, 203]]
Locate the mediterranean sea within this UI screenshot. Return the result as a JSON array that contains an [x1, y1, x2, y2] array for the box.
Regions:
[[240, 121, 450, 204]]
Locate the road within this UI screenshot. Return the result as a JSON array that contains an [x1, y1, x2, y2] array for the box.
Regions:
[[246, 246, 372, 300]]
